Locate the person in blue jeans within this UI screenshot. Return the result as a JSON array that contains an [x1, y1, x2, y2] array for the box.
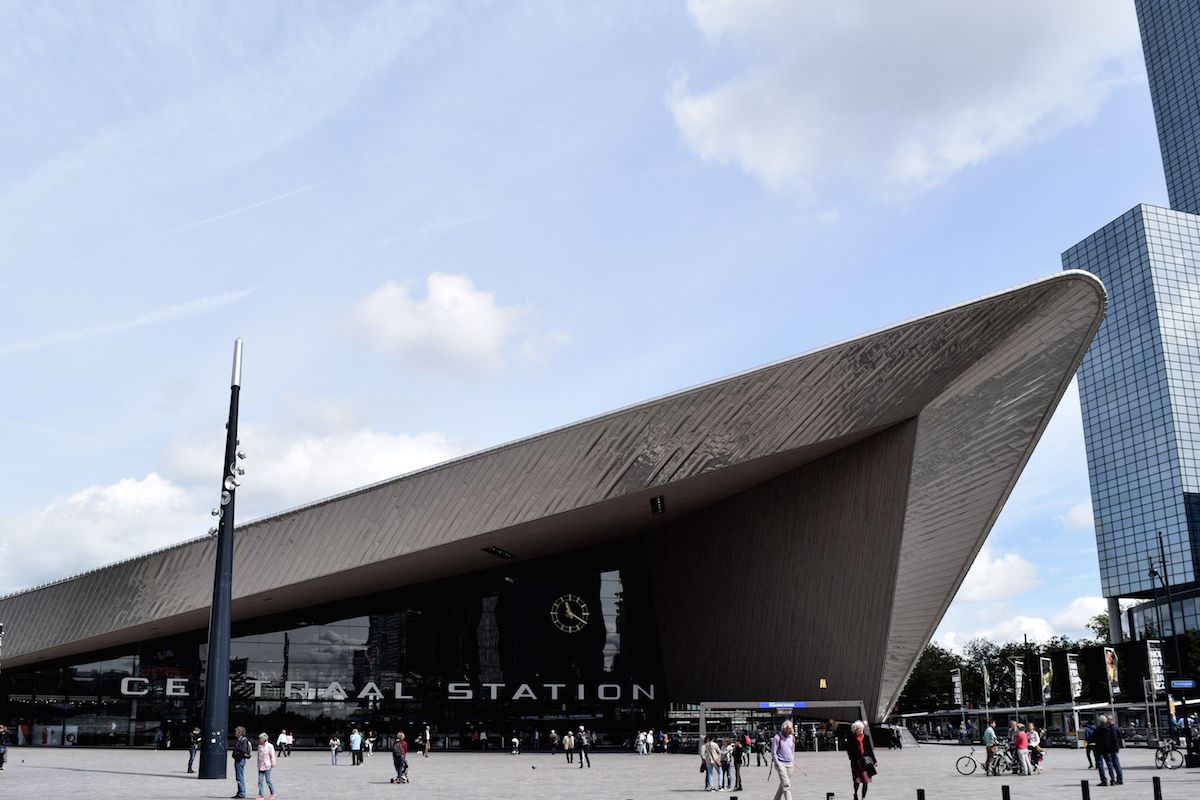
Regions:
[[187, 727, 200, 773], [231, 726, 252, 798], [1093, 716, 1123, 786]]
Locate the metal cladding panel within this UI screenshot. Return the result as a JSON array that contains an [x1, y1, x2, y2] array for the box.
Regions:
[[0, 273, 1106, 696], [647, 420, 918, 716]]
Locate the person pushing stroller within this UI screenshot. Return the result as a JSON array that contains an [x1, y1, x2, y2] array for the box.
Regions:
[[390, 731, 410, 784]]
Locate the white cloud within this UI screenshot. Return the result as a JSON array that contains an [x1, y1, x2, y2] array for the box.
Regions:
[[347, 273, 569, 376], [1050, 596, 1107, 633], [976, 614, 1057, 644], [0, 473, 201, 594], [1062, 501, 1095, 531], [956, 545, 1040, 603], [670, 0, 1141, 198], [0, 406, 465, 594], [165, 421, 463, 514]]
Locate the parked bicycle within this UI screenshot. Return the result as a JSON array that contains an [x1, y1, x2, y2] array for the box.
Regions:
[[1155, 738, 1184, 770]]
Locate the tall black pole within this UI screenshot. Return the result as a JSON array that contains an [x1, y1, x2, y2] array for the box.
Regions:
[[199, 339, 243, 780]]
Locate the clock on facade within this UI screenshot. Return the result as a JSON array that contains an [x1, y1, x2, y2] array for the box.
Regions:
[[550, 593, 590, 633]]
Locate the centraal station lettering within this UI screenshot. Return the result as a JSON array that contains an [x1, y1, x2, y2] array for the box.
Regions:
[[119, 677, 656, 702]]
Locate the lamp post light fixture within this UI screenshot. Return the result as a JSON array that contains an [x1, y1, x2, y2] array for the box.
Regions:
[[198, 340, 245, 780]]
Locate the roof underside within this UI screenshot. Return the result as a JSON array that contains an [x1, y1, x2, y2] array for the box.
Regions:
[[0, 273, 1106, 719]]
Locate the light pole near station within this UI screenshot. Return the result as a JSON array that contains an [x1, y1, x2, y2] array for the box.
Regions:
[[198, 340, 245, 780]]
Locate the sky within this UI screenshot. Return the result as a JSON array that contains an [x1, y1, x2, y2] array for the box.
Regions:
[[0, 1, 1171, 649]]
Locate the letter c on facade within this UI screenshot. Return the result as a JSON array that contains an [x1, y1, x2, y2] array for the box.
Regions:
[[121, 677, 150, 696]]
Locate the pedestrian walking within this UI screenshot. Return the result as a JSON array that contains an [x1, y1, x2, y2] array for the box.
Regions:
[[423, 724, 432, 757], [1093, 715, 1123, 786], [577, 726, 591, 768], [184, 729, 199, 772], [256, 732, 277, 800], [1084, 720, 1096, 768], [275, 730, 288, 760], [564, 730, 574, 763], [328, 735, 341, 765], [847, 721, 877, 799], [231, 726, 252, 799], [549, 729, 559, 756], [771, 719, 797, 800], [0, 723, 9, 771], [350, 727, 362, 765]]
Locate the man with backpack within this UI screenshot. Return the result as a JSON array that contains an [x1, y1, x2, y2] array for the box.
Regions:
[[231, 726, 252, 799]]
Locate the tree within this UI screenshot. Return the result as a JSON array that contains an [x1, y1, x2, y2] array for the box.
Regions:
[[1087, 612, 1111, 644], [899, 643, 964, 711]]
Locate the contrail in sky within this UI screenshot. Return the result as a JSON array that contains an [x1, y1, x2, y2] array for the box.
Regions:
[[1, 130, 484, 291], [0, 287, 257, 358]]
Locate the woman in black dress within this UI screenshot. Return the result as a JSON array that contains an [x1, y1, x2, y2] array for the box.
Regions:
[[846, 720, 877, 799]]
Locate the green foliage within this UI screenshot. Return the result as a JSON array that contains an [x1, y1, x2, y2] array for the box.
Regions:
[[1087, 612, 1111, 644]]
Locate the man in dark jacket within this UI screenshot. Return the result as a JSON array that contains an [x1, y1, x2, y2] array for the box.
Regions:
[[1093, 715, 1123, 786], [231, 726, 252, 798]]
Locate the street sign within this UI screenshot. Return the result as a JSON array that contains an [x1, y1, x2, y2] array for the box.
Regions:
[[1169, 679, 1195, 689], [758, 701, 808, 709]]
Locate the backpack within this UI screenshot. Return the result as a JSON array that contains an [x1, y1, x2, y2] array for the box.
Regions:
[[233, 736, 252, 761]]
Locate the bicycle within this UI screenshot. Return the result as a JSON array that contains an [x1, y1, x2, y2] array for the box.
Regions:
[[1154, 738, 1184, 770], [955, 746, 985, 775]]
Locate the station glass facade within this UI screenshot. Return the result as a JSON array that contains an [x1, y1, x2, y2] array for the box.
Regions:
[[0, 541, 667, 748]]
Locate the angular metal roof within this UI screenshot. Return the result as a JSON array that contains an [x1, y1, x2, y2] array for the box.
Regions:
[[0, 272, 1106, 720]]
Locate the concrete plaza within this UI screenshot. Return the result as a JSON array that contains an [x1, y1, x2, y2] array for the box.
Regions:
[[0, 743, 1196, 800]]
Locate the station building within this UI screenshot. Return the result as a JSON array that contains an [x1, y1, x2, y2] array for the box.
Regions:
[[0, 273, 1106, 747]]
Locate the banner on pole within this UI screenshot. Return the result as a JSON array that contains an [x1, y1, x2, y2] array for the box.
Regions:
[[1104, 646, 1121, 698], [1012, 659, 1024, 705], [1067, 653, 1083, 700], [951, 668, 963, 705], [1040, 656, 1053, 705], [1147, 639, 1165, 694], [982, 663, 991, 705]]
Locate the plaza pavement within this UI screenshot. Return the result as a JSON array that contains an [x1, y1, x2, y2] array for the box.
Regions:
[[0, 743, 1196, 800]]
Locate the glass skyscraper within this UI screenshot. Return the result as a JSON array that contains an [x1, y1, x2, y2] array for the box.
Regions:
[[1065, 0, 1200, 641]]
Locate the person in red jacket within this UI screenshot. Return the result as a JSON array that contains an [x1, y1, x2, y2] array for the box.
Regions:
[[390, 731, 409, 784]]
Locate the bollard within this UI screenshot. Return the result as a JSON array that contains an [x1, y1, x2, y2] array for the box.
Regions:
[[1002, 784, 1011, 800], [1152, 776, 1162, 800], [1080, 779, 1090, 800], [918, 790, 926, 800], [827, 793, 835, 800]]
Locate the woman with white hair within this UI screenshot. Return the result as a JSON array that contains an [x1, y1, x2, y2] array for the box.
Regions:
[[846, 721, 877, 799], [256, 732, 278, 800]]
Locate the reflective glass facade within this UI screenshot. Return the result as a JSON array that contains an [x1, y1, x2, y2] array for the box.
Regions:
[[1137, 0, 1200, 215], [1064, 205, 1200, 599], [0, 542, 666, 748]]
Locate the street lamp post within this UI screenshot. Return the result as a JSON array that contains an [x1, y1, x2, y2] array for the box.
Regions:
[[1152, 530, 1192, 762], [198, 340, 245, 780]]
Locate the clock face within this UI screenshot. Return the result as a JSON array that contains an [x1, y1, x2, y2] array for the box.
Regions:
[[550, 593, 590, 633]]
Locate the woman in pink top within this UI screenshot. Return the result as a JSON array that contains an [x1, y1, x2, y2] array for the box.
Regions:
[[256, 732, 278, 799], [1014, 724, 1031, 776]]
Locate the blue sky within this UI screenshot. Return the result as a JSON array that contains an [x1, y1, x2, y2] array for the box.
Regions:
[[0, 1, 1166, 646]]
